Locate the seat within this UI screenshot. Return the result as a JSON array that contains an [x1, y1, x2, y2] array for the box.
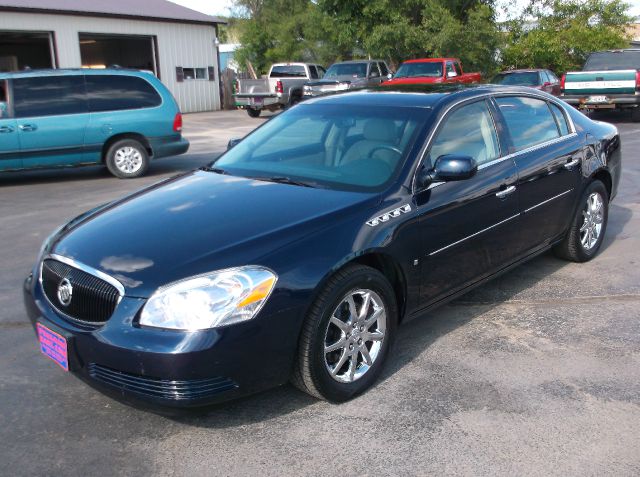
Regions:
[[341, 118, 401, 168]]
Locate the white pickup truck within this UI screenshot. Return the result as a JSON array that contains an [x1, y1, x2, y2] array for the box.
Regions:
[[234, 63, 326, 118]]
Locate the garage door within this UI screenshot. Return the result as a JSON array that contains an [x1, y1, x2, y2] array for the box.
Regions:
[[0, 31, 55, 72], [79, 33, 158, 76]]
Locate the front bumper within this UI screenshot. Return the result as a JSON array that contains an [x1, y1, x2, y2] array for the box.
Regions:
[[23, 273, 301, 408]]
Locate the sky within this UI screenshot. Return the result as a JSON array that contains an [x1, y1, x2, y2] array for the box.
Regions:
[[170, 0, 640, 21]]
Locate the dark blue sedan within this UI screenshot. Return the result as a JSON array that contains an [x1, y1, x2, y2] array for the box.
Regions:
[[24, 85, 621, 407]]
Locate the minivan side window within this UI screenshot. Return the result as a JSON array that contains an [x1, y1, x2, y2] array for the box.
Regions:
[[13, 76, 87, 118], [428, 100, 500, 167], [495, 96, 560, 152], [0, 81, 8, 118], [85, 75, 162, 112]]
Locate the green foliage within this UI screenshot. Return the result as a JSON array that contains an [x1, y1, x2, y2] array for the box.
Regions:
[[230, 0, 633, 77], [502, 0, 633, 73]]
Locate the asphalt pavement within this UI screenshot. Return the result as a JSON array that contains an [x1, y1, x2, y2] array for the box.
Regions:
[[0, 109, 638, 476]]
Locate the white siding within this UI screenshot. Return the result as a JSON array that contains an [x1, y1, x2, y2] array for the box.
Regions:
[[0, 11, 221, 112]]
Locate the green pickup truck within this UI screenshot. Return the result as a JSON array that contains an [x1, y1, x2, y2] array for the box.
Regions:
[[561, 49, 640, 120]]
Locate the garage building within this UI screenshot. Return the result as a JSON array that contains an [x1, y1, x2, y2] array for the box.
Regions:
[[0, 0, 225, 112]]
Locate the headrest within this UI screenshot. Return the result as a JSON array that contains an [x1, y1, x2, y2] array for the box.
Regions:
[[363, 119, 397, 143]]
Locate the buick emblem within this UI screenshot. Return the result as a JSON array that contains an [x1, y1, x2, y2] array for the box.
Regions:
[[57, 278, 73, 307]]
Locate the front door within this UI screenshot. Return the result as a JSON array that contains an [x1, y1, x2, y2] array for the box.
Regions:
[[0, 79, 21, 171], [416, 99, 521, 306], [12, 75, 89, 169], [494, 96, 582, 251]]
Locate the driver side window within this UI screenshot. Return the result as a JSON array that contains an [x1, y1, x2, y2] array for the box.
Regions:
[[428, 100, 500, 167]]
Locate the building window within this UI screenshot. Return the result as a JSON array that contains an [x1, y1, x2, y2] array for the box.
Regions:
[[182, 67, 208, 80]]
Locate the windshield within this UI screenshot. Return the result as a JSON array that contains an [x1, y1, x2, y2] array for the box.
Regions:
[[324, 63, 368, 79], [214, 104, 428, 192], [395, 62, 443, 78], [584, 51, 640, 71], [491, 71, 540, 86]]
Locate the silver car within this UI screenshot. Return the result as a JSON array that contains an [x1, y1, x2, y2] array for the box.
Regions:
[[303, 60, 391, 98]]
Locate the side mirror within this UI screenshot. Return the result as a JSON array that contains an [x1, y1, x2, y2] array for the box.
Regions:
[[387, 73, 393, 80], [227, 137, 242, 150], [417, 154, 477, 188], [447, 71, 457, 78], [370, 71, 379, 78], [542, 81, 551, 87]]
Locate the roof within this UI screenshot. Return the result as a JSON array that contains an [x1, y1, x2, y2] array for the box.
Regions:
[[301, 84, 552, 109], [0, 0, 226, 25], [402, 58, 460, 64], [334, 60, 385, 64], [0, 68, 158, 80]]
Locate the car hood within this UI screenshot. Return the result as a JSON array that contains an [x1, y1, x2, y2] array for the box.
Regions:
[[50, 170, 378, 297], [383, 77, 443, 85], [306, 77, 362, 86]]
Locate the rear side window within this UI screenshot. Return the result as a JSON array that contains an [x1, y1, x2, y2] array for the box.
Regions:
[[549, 103, 570, 136], [429, 100, 500, 167], [13, 76, 87, 118], [269, 65, 307, 78], [495, 96, 560, 152], [85, 75, 161, 112]]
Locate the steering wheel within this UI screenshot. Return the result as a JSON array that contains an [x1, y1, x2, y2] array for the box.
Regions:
[[368, 145, 403, 159]]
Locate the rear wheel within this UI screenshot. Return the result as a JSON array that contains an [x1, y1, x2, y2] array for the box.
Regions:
[[246, 108, 261, 118], [292, 265, 397, 402], [105, 139, 150, 179], [554, 180, 608, 262]]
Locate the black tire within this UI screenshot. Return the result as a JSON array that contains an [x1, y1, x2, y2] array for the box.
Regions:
[[287, 94, 302, 109], [105, 139, 150, 179], [292, 264, 398, 402], [553, 180, 609, 262], [246, 108, 261, 118]]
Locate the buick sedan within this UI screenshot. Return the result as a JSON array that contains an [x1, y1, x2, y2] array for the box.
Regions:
[[24, 85, 621, 407]]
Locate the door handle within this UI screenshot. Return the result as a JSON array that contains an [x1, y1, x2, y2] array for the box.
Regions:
[[564, 158, 580, 170], [0, 126, 14, 133], [496, 185, 516, 199], [19, 124, 38, 132]]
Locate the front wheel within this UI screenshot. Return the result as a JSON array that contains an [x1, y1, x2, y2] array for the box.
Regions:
[[246, 107, 261, 118], [554, 180, 609, 262], [292, 265, 397, 402], [105, 139, 150, 179]]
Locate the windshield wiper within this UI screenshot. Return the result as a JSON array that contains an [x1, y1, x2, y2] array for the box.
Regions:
[[251, 176, 317, 188], [201, 165, 229, 174]]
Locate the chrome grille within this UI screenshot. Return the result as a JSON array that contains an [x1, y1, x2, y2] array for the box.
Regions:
[[41, 258, 120, 325], [88, 364, 238, 401]]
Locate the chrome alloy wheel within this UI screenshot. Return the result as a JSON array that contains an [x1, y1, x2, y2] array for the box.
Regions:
[[114, 146, 143, 174], [580, 191, 604, 251], [324, 289, 386, 383]]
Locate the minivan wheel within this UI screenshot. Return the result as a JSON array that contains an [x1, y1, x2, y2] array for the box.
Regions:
[[554, 180, 609, 262], [105, 139, 150, 178], [246, 108, 261, 118], [292, 265, 397, 402]]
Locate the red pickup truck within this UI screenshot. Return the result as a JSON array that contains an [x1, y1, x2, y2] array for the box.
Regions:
[[383, 58, 481, 85]]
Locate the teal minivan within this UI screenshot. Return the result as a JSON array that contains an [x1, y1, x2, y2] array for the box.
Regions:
[[0, 69, 188, 178]]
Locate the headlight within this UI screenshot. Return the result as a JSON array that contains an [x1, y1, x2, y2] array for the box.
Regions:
[[139, 266, 277, 331]]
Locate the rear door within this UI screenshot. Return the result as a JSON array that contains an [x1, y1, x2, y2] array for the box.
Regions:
[[416, 99, 520, 306], [13, 75, 89, 169], [494, 95, 582, 251], [0, 79, 21, 171]]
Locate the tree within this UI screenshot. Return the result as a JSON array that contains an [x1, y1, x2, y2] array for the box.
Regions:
[[502, 0, 633, 73]]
